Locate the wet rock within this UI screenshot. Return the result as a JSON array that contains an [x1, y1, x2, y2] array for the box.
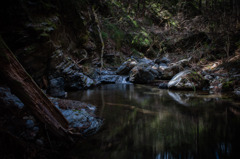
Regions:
[[98, 75, 130, 84], [234, 87, 240, 96], [116, 59, 138, 75], [137, 57, 154, 65], [168, 70, 208, 90], [129, 64, 156, 84], [50, 50, 96, 91], [209, 76, 234, 93], [98, 75, 120, 83], [25, 120, 35, 129], [160, 65, 183, 80], [204, 75, 214, 80], [0, 86, 24, 109], [48, 77, 65, 97], [116, 76, 130, 84], [160, 58, 191, 80], [151, 64, 162, 78], [33, 127, 39, 133], [159, 83, 168, 89], [159, 63, 168, 68], [36, 139, 44, 146], [99, 69, 116, 75], [50, 98, 103, 136], [154, 57, 170, 64]]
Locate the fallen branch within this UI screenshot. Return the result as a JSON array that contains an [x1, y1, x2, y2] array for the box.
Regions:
[[106, 103, 158, 115]]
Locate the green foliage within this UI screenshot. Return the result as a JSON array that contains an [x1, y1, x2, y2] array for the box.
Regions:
[[131, 49, 144, 58], [101, 31, 109, 40], [126, 15, 139, 27], [103, 20, 125, 50], [131, 31, 152, 49]]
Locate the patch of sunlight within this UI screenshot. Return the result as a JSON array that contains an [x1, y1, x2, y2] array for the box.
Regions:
[[202, 60, 223, 71], [170, 20, 178, 27], [159, 10, 172, 19]]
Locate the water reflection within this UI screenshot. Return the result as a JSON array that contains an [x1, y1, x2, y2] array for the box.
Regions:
[[67, 84, 240, 159]]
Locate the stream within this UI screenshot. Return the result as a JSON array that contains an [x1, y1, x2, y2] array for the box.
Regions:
[[67, 84, 240, 159]]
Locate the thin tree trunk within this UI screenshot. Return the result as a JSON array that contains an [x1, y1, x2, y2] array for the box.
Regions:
[[92, 7, 105, 70], [199, 0, 202, 12], [0, 36, 75, 141]]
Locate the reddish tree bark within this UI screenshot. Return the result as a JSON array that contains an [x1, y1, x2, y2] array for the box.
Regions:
[[0, 36, 76, 141]]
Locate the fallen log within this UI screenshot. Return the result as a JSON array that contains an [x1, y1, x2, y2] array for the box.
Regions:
[[106, 103, 158, 115], [0, 36, 75, 141]]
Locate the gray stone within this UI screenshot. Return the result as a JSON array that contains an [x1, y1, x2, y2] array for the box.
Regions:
[[117, 59, 138, 75], [0, 87, 24, 109], [99, 75, 120, 83], [160, 58, 191, 80], [26, 120, 35, 129], [138, 57, 154, 65], [155, 57, 171, 64], [36, 139, 44, 146], [168, 70, 208, 90], [234, 87, 240, 96], [204, 75, 214, 80], [159, 83, 168, 89], [50, 50, 96, 91], [129, 64, 156, 84], [48, 77, 65, 97]]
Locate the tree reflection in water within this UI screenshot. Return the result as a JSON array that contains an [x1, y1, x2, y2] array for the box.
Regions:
[[67, 84, 240, 159]]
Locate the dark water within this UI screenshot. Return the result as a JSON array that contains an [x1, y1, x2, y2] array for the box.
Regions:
[[67, 84, 240, 159]]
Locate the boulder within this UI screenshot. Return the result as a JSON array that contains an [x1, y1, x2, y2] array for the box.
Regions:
[[116, 59, 138, 75], [234, 87, 240, 96], [49, 98, 103, 136], [98, 75, 130, 84], [98, 75, 120, 83], [0, 86, 24, 109], [159, 83, 168, 89], [116, 76, 129, 84], [168, 70, 208, 90], [48, 77, 65, 97], [50, 50, 95, 91], [65, 72, 95, 90], [209, 76, 235, 93], [137, 57, 154, 65], [159, 63, 168, 69], [154, 57, 170, 64], [160, 58, 191, 80], [129, 64, 157, 84], [99, 69, 116, 75]]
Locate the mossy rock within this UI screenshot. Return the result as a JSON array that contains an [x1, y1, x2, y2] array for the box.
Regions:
[[168, 70, 209, 91]]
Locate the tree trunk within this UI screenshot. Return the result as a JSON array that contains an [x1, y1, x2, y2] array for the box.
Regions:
[[92, 7, 105, 70], [199, 0, 202, 12], [0, 36, 75, 141]]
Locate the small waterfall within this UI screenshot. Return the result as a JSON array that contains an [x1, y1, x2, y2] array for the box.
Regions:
[[116, 76, 131, 84]]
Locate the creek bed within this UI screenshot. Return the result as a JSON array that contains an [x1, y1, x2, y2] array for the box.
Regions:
[[67, 84, 240, 159]]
